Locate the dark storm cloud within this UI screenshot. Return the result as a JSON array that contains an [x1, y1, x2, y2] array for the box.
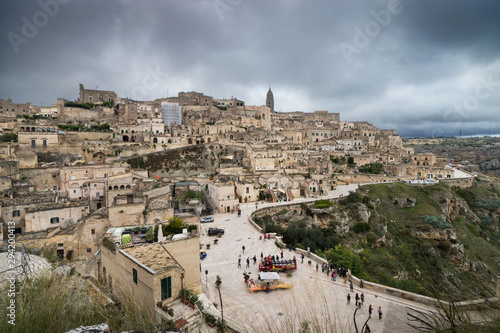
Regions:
[[1, 0, 499, 137]]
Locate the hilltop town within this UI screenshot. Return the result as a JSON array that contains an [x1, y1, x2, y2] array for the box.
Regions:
[[1, 85, 487, 332]]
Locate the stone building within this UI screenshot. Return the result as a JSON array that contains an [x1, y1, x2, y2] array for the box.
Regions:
[[0, 99, 32, 117], [203, 179, 239, 214], [99, 236, 200, 317], [79, 84, 117, 104]]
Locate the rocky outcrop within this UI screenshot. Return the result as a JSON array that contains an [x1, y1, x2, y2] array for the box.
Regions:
[[413, 228, 457, 242], [356, 203, 371, 222], [392, 197, 416, 208]]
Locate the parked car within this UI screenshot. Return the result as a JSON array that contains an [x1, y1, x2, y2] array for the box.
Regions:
[[208, 228, 224, 236], [200, 216, 214, 223]]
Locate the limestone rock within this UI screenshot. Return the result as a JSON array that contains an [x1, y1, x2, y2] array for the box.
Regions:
[[392, 197, 416, 208], [54, 265, 72, 276]]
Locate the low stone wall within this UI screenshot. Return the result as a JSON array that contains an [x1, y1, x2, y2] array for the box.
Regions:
[[441, 177, 474, 188]]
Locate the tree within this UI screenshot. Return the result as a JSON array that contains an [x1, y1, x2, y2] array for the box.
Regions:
[[0, 133, 18, 142], [325, 244, 362, 275], [347, 157, 355, 165]]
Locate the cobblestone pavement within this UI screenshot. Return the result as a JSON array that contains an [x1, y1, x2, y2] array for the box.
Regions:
[[199, 185, 432, 333]]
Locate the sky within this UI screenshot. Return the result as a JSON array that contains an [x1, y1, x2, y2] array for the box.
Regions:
[[1, 0, 499, 138]]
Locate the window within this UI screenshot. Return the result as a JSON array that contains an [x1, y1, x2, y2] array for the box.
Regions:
[[87, 248, 92, 253], [89, 96, 93, 101], [227, 196, 230, 200], [91, 229, 95, 235], [53, 185, 58, 190], [58, 243, 64, 247], [99, 97, 103, 101], [133, 268, 137, 284], [71, 175, 76, 180], [84, 174, 88, 179], [50, 217, 59, 224], [42, 139, 47, 148], [104, 173, 108, 178], [31, 140, 36, 148], [13, 210, 20, 217]]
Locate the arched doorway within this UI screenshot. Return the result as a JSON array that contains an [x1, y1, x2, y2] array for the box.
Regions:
[[153, 137, 158, 143], [92, 152, 105, 162], [188, 138, 193, 145], [123, 135, 129, 142]]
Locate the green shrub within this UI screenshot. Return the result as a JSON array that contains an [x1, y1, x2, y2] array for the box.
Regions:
[[300, 203, 313, 216], [420, 215, 452, 230], [324, 244, 362, 275], [205, 313, 216, 324], [64, 101, 94, 109], [314, 199, 333, 209], [353, 222, 372, 233], [358, 163, 383, 174], [0, 133, 18, 142]]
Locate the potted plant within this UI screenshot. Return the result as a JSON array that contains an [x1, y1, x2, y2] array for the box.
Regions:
[[214, 239, 218, 244], [205, 313, 216, 327], [189, 293, 199, 309], [206, 244, 211, 249], [168, 308, 174, 317], [181, 288, 190, 305]]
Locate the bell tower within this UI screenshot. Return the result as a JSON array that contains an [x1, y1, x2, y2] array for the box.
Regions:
[[266, 86, 274, 112]]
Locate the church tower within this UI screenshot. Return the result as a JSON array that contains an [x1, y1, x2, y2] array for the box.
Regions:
[[266, 86, 274, 112]]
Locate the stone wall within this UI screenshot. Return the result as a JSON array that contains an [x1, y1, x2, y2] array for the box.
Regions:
[[441, 177, 474, 188], [25, 205, 89, 233], [162, 236, 201, 293], [108, 203, 146, 227]]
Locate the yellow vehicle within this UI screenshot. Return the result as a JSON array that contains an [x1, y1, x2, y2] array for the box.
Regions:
[[248, 272, 292, 292]]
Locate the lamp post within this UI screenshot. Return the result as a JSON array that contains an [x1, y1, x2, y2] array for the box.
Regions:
[[205, 270, 208, 289]]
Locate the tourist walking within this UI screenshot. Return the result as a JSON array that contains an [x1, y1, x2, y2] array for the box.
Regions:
[[261, 252, 264, 259], [280, 251, 283, 258], [347, 294, 351, 304], [361, 293, 364, 304], [253, 255, 257, 264], [364, 325, 371, 333], [350, 281, 354, 292], [368, 305, 373, 318], [316, 263, 319, 272], [378, 306, 383, 319], [238, 258, 241, 268], [246, 257, 250, 268], [242, 245, 245, 253], [355, 293, 359, 308], [301, 253, 304, 263]]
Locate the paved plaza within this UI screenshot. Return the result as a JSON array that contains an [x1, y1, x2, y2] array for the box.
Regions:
[[199, 185, 432, 332]]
